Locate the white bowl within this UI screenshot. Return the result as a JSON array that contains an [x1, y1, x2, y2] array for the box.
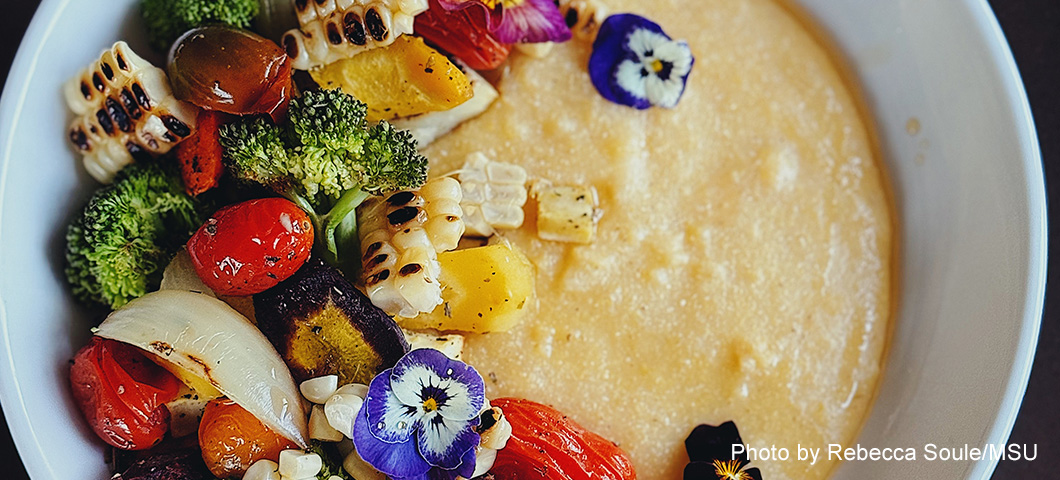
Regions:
[[0, 0, 1045, 478]]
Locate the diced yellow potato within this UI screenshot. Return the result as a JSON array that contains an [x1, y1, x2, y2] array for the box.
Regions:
[[398, 244, 535, 333], [535, 184, 599, 244], [310, 36, 473, 122]]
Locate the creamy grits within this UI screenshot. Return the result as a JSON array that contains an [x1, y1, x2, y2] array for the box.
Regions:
[[424, 1, 893, 478]]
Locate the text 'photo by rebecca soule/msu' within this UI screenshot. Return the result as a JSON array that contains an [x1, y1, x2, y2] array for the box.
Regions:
[[60, 0, 892, 479]]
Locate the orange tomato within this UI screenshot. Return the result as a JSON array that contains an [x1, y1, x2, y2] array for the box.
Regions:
[[198, 398, 298, 478]]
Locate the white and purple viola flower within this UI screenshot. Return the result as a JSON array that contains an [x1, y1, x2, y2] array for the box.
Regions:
[[438, 0, 572, 44], [589, 14, 694, 109], [353, 348, 485, 480]]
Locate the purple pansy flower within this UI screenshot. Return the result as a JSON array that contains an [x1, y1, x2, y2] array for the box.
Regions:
[[589, 14, 694, 109], [353, 349, 485, 480], [438, 0, 572, 44]]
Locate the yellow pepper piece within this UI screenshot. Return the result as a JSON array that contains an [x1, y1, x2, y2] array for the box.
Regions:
[[399, 243, 535, 334], [311, 36, 474, 122]]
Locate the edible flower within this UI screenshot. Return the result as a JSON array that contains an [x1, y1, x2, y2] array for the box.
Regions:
[[353, 348, 485, 480], [684, 421, 763, 480], [437, 0, 572, 44], [589, 13, 694, 109]]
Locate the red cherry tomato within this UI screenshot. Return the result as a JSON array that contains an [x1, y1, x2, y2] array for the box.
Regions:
[[69, 337, 183, 450], [490, 398, 637, 480], [415, 0, 512, 71], [187, 198, 313, 296]]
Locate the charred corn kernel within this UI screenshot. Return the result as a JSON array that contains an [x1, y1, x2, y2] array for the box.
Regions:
[[472, 448, 498, 478], [515, 42, 555, 58], [311, 36, 473, 121], [557, 0, 609, 41], [403, 331, 465, 360], [399, 243, 535, 334], [309, 404, 345, 442], [64, 42, 198, 183], [243, 460, 281, 480], [284, 0, 428, 71], [278, 450, 322, 479], [477, 406, 513, 450], [459, 152, 529, 237], [299, 375, 339, 404], [324, 388, 365, 438], [534, 183, 600, 244], [358, 178, 464, 317]]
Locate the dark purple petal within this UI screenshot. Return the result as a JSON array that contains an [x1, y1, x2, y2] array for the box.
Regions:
[[435, 0, 504, 30], [354, 406, 432, 478], [685, 421, 747, 464], [423, 447, 478, 480], [744, 467, 764, 480], [683, 461, 716, 480], [417, 415, 481, 469], [364, 368, 420, 443], [491, 0, 571, 43]]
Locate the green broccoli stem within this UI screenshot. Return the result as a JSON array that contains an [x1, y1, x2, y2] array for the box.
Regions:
[[320, 188, 371, 273]]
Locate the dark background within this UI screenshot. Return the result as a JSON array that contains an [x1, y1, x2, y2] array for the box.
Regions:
[[0, 1, 1056, 478]]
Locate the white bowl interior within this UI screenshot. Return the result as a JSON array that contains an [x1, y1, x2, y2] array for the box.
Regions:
[[0, 0, 1045, 478]]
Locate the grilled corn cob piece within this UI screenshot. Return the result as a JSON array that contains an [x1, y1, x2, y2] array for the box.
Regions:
[[64, 41, 198, 183], [557, 0, 609, 41], [458, 152, 528, 237], [283, 0, 429, 71], [358, 177, 464, 317], [533, 182, 601, 244]]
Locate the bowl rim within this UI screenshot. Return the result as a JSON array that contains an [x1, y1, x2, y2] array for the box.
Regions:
[[0, 0, 1047, 479], [961, 1, 1047, 478]]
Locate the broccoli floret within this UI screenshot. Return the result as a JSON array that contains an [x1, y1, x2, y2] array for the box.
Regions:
[[65, 162, 205, 309], [141, 0, 260, 52], [219, 89, 428, 271], [306, 441, 352, 480]]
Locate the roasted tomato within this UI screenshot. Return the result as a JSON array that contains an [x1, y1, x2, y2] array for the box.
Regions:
[[174, 109, 227, 196], [198, 398, 298, 478], [168, 26, 293, 122], [186, 198, 314, 296], [69, 337, 183, 450], [490, 398, 636, 480], [414, 0, 512, 71]]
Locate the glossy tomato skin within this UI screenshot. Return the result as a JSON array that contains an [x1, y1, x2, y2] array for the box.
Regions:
[[187, 198, 314, 296], [415, 0, 512, 71], [490, 398, 636, 480], [198, 398, 298, 478], [168, 26, 293, 122], [69, 337, 183, 450]]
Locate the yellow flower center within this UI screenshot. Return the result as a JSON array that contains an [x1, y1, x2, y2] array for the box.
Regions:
[[423, 397, 439, 412], [651, 59, 665, 73], [468, 0, 524, 8], [713, 459, 752, 480]]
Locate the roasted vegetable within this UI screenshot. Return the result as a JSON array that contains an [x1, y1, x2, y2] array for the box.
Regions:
[[414, 0, 512, 70], [64, 41, 198, 183], [399, 243, 534, 333], [534, 183, 600, 244], [168, 26, 293, 122], [357, 177, 464, 317], [490, 398, 636, 480], [254, 258, 410, 385], [186, 198, 314, 296], [282, 0, 429, 70], [389, 64, 499, 147], [113, 449, 214, 480], [69, 337, 183, 450], [219, 89, 428, 270], [198, 398, 299, 478], [141, 0, 259, 52], [95, 290, 310, 448], [309, 35, 473, 122], [458, 152, 528, 237], [65, 162, 204, 309], [173, 109, 226, 196]]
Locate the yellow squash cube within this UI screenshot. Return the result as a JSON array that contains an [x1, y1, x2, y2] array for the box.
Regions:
[[398, 243, 535, 333]]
